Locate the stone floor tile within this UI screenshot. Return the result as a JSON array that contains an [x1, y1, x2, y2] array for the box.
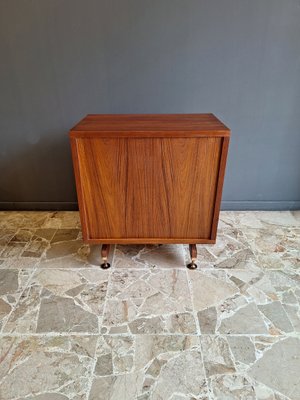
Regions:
[[0, 211, 51, 229], [200, 335, 235, 377], [0, 227, 58, 268], [41, 211, 81, 229], [252, 335, 281, 353], [0, 211, 21, 228], [249, 337, 300, 399], [89, 335, 208, 400], [22, 236, 49, 258], [45, 239, 86, 260], [29, 228, 91, 269], [244, 226, 300, 271], [34, 228, 57, 241], [218, 303, 269, 334], [221, 211, 299, 229], [0, 257, 40, 269], [0, 268, 32, 331], [21, 212, 54, 228], [36, 235, 90, 269], [188, 269, 265, 334], [102, 269, 196, 334], [0, 335, 97, 399], [0, 211, 299, 400], [251, 211, 299, 227], [227, 336, 256, 366], [10, 228, 34, 242], [38, 255, 88, 269], [282, 303, 300, 331], [188, 267, 299, 336], [197, 306, 218, 333], [2, 268, 108, 333], [209, 374, 257, 399], [0, 229, 15, 254], [254, 382, 291, 400], [183, 225, 258, 270], [114, 244, 186, 269], [0, 241, 26, 258], [51, 229, 81, 244], [188, 269, 239, 311], [219, 211, 264, 229], [265, 270, 299, 291], [258, 301, 294, 333]]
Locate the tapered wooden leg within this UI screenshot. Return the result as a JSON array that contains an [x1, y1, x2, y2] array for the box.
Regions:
[[100, 244, 111, 269], [187, 244, 197, 269]]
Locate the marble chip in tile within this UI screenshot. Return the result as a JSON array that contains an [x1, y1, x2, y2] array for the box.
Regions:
[[188, 269, 239, 311], [51, 228, 80, 243], [227, 336, 256, 365], [218, 303, 269, 334]]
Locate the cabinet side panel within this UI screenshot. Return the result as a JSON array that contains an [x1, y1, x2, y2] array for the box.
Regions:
[[210, 136, 230, 240], [70, 137, 89, 240]]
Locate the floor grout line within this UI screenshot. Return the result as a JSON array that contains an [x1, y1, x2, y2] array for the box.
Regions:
[[85, 335, 100, 400]]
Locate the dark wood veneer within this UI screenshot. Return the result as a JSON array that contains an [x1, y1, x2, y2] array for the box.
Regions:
[[70, 114, 230, 268]]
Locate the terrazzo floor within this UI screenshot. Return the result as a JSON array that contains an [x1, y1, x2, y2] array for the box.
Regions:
[[0, 211, 299, 400]]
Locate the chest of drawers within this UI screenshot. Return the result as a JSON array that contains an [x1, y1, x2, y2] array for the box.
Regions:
[[70, 114, 230, 269]]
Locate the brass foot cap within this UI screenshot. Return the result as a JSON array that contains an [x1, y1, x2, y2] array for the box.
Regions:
[[187, 262, 197, 270], [100, 262, 111, 269]]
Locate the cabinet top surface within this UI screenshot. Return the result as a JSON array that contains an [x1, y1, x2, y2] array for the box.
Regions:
[[70, 114, 230, 135]]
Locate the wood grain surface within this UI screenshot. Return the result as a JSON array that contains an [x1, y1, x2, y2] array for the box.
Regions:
[[70, 113, 230, 138], [71, 135, 227, 243]]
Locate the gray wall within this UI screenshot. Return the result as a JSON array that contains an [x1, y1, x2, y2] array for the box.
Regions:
[[1, 0, 300, 210]]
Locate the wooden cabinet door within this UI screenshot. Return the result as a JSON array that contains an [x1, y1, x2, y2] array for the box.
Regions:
[[72, 136, 224, 243]]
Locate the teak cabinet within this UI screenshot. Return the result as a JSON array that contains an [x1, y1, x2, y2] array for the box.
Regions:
[[70, 114, 230, 269]]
